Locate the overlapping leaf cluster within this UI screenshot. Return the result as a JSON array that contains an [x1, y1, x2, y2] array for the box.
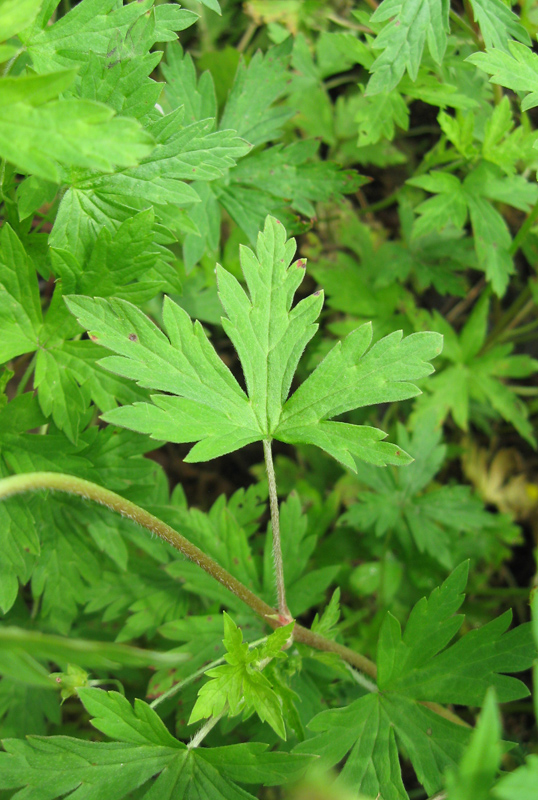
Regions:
[[1, 1, 537, 799]]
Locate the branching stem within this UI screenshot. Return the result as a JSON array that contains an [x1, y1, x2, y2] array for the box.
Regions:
[[263, 439, 292, 623], [0, 471, 468, 729]]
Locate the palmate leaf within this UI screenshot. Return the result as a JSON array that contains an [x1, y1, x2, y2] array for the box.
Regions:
[[377, 562, 536, 705], [22, 0, 197, 73], [0, 225, 151, 443], [295, 691, 470, 800], [413, 293, 538, 445], [367, 0, 450, 94], [218, 140, 368, 242], [0, 688, 310, 800], [408, 162, 538, 295], [341, 417, 519, 568], [295, 564, 535, 800], [0, 69, 154, 182], [468, 40, 538, 112], [66, 216, 442, 468], [467, 0, 530, 52]]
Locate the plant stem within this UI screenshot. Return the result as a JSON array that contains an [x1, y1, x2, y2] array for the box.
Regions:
[[188, 710, 224, 749], [0, 472, 277, 623], [346, 664, 378, 693], [509, 197, 538, 256], [484, 286, 532, 349], [15, 354, 36, 395], [237, 21, 257, 53], [0, 471, 469, 728], [263, 439, 292, 623]]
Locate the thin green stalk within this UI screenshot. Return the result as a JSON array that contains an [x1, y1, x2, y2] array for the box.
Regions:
[[497, 313, 538, 343], [237, 21, 257, 53], [357, 189, 400, 216], [2, 49, 23, 77], [484, 286, 532, 349], [0, 471, 468, 728], [16, 354, 36, 396], [509, 197, 538, 256], [449, 9, 480, 45], [263, 439, 291, 623]]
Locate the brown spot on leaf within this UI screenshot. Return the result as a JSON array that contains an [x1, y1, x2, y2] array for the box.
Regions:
[[90, 334, 98, 341], [128, 333, 137, 342]]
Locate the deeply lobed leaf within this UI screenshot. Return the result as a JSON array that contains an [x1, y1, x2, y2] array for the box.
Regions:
[[66, 216, 442, 468]]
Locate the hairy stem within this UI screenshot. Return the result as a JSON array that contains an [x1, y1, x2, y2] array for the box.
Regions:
[[0, 471, 468, 729], [0, 472, 276, 622], [263, 440, 292, 623], [188, 710, 224, 749]]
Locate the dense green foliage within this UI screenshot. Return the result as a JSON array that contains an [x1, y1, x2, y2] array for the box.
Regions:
[[0, 1, 537, 798]]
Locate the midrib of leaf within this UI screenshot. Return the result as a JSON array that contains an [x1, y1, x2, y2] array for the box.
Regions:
[[261, 281, 279, 436], [277, 353, 396, 429]]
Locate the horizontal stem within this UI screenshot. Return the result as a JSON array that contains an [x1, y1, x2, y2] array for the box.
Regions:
[[0, 472, 469, 728]]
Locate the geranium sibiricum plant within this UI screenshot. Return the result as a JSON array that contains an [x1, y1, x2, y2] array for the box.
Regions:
[[67, 217, 440, 618], [0, 217, 535, 799]]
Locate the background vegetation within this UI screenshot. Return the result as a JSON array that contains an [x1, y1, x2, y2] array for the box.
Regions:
[[0, 1, 537, 798]]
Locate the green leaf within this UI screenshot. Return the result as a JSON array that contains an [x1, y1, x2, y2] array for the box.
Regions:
[[0, 229, 153, 441], [163, 43, 217, 125], [51, 208, 169, 300], [0, 223, 42, 362], [67, 217, 441, 468], [196, 0, 222, 14], [275, 322, 442, 470], [368, 0, 450, 94], [341, 417, 519, 567], [189, 613, 290, 739], [294, 691, 470, 799], [65, 294, 262, 462], [217, 215, 322, 433], [468, 40, 538, 112], [445, 688, 501, 800], [355, 88, 409, 146], [409, 162, 538, 295], [0, 74, 154, 181], [79, 688, 180, 746], [378, 564, 536, 704], [467, 0, 530, 52], [78, 108, 251, 198], [494, 756, 538, 800], [24, 0, 197, 72], [220, 38, 293, 147], [0, 0, 42, 41], [414, 296, 538, 444], [408, 172, 468, 239], [0, 681, 60, 739], [0, 715, 309, 800], [220, 141, 367, 241]]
